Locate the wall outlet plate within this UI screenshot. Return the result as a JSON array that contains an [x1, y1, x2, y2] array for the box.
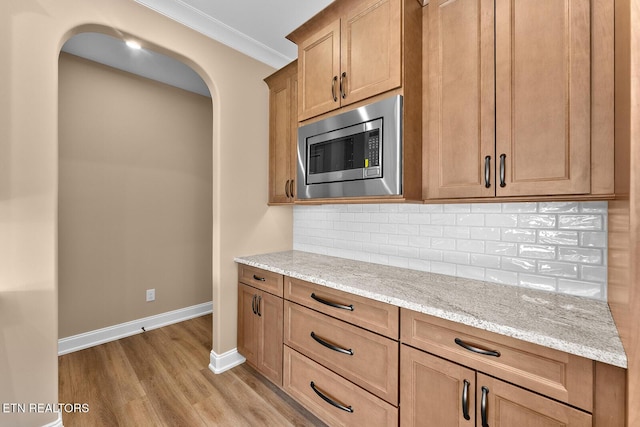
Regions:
[[146, 288, 155, 302]]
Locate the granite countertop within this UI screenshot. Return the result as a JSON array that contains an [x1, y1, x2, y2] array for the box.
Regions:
[[235, 250, 627, 368]]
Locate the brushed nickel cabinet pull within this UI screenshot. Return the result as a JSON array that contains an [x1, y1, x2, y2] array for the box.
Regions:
[[310, 381, 354, 413], [340, 72, 347, 99], [310, 332, 354, 355], [462, 379, 471, 420], [454, 338, 500, 357], [310, 293, 354, 311]]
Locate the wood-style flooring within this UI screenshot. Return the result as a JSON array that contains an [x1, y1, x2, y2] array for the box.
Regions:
[[58, 314, 326, 426]]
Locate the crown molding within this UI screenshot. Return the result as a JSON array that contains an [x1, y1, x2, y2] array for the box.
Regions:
[[135, 0, 294, 68]]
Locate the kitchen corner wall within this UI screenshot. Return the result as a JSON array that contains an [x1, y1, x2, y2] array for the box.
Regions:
[[293, 201, 608, 300]]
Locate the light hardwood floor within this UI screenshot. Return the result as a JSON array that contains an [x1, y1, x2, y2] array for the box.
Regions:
[[58, 314, 326, 426]]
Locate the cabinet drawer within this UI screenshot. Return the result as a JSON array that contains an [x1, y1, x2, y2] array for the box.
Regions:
[[283, 346, 398, 427], [284, 276, 399, 339], [238, 265, 283, 297], [400, 309, 593, 412], [285, 301, 398, 405]]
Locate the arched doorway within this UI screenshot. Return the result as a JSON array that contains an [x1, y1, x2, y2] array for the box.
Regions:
[[57, 32, 214, 351]]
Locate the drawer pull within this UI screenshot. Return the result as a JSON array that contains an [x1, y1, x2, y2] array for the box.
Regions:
[[252, 274, 266, 282], [310, 381, 354, 413], [310, 293, 354, 311], [310, 332, 354, 356], [454, 338, 501, 357], [462, 379, 471, 420], [481, 386, 489, 427]]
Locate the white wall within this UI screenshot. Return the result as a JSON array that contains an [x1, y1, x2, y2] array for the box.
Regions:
[[294, 201, 608, 300]]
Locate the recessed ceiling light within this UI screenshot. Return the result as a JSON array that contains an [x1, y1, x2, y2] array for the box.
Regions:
[[125, 40, 141, 50]]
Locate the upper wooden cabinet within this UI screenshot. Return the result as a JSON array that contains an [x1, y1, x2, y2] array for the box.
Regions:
[[424, 0, 614, 200], [264, 61, 298, 204], [287, 0, 424, 202], [289, 0, 405, 121]]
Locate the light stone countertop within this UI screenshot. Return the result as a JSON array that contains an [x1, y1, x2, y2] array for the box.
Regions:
[[235, 250, 627, 368]]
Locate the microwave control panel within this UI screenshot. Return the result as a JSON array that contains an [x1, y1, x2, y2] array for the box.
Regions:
[[366, 130, 380, 168]]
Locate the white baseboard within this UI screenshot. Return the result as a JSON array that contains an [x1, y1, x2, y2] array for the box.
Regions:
[[42, 413, 63, 427], [209, 348, 245, 374], [58, 302, 213, 355]]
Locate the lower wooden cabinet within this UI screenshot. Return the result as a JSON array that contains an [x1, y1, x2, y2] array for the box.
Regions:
[[236, 263, 625, 426], [401, 345, 592, 426], [237, 282, 283, 385]]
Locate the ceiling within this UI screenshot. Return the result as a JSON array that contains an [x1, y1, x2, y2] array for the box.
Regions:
[[62, 0, 334, 97], [134, 0, 334, 68]]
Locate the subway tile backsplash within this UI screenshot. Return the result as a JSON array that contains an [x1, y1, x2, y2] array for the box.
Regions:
[[293, 202, 608, 300]]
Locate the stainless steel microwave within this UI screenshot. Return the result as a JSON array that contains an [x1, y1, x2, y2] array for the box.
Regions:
[[296, 95, 402, 199]]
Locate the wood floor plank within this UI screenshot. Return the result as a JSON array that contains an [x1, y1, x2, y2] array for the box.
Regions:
[[232, 364, 327, 427], [59, 314, 325, 427]]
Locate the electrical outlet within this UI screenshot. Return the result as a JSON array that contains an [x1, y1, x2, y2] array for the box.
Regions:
[[146, 288, 155, 302]]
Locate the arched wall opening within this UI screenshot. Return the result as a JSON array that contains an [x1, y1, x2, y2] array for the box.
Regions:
[[57, 32, 214, 346]]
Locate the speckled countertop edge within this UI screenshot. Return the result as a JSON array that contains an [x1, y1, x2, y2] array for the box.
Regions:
[[235, 250, 627, 368]]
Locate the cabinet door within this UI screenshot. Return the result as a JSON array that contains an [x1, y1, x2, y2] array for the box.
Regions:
[[237, 283, 258, 366], [478, 374, 592, 427], [298, 20, 341, 120], [267, 64, 298, 204], [400, 345, 476, 426], [257, 290, 284, 385], [495, 0, 591, 196], [426, 0, 495, 199], [268, 69, 294, 204], [341, 0, 402, 106]]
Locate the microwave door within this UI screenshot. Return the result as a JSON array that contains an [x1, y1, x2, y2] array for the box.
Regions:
[[307, 138, 365, 184]]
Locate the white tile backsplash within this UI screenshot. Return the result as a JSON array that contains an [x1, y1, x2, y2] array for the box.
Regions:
[[293, 202, 608, 300]]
